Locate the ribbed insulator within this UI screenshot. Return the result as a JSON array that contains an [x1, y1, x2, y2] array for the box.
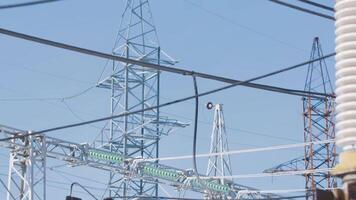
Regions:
[[335, 0, 356, 151]]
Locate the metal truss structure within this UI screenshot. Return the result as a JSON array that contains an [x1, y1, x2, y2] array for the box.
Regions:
[[264, 37, 336, 199], [4, 128, 46, 200], [95, 0, 186, 198], [0, 1, 287, 199], [206, 104, 233, 199], [0, 124, 281, 200]]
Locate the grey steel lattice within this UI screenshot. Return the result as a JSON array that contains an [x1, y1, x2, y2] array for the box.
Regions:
[[95, 0, 185, 198]]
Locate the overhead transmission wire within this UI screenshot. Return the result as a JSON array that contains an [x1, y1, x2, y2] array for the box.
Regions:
[[0, 51, 336, 142], [1, 62, 308, 143], [161, 110, 300, 143], [46, 168, 337, 196], [0, 27, 334, 99], [16, 64, 91, 85], [297, 0, 334, 12], [268, 0, 335, 21], [140, 139, 335, 162], [184, 0, 307, 53], [0, 28, 334, 141], [0, 85, 95, 102], [0, 64, 105, 130], [48, 167, 108, 186], [194, 167, 333, 180], [0, 175, 314, 200], [237, 187, 340, 195], [0, 0, 64, 10], [191, 76, 211, 198], [46, 184, 102, 199], [3, 171, 224, 200], [1, 69, 302, 144], [0, 63, 97, 102], [49, 174, 107, 193], [48, 163, 181, 191]]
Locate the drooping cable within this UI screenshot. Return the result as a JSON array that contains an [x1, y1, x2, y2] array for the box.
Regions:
[[0, 27, 334, 98], [69, 182, 99, 200], [0, 85, 95, 102], [0, 51, 337, 142], [0, 0, 63, 9], [192, 167, 333, 180], [184, 0, 307, 53], [269, 0, 335, 21], [191, 76, 211, 197], [192, 76, 200, 178], [298, 0, 334, 12], [141, 139, 334, 162]]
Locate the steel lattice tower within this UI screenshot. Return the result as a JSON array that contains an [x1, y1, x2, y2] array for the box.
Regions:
[[206, 103, 233, 199], [264, 37, 336, 200], [96, 0, 178, 198], [302, 37, 336, 199], [6, 133, 46, 200]]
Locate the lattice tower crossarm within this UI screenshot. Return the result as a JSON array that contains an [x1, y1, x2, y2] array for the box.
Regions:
[[95, 0, 182, 198], [262, 37, 336, 200], [303, 37, 336, 199], [0, 124, 281, 200], [0, 126, 47, 200], [205, 104, 233, 199]]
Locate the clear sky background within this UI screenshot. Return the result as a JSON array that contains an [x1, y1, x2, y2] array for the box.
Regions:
[[0, 0, 335, 199]]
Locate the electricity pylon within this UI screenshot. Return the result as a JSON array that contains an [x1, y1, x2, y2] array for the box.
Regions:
[[264, 37, 336, 200], [3, 126, 46, 200], [206, 103, 233, 199], [96, 0, 183, 198]]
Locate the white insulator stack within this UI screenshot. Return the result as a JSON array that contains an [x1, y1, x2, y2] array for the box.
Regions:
[[335, 0, 356, 151]]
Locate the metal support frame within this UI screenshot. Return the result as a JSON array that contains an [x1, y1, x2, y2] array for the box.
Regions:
[[263, 37, 337, 200], [0, 124, 282, 199], [95, 0, 183, 198], [3, 126, 46, 200], [303, 37, 336, 199], [206, 104, 233, 199], [0, 2, 295, 199]]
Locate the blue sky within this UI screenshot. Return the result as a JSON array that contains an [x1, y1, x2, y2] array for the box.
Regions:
[[0, 0, 335, 199]]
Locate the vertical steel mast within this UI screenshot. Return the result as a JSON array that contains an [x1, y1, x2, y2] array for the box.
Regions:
[[206, 103, 233, 199], [263, 37, 336, 200], [97, 0, 177, 198], [6, 131, 47, 200], [303, 37, 336, 199]]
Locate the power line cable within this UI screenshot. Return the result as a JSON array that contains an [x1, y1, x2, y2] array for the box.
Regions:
[[298, 0, 334, 12], [184, 0, 307, 53], [141, 139, 335, 162], [190, 168, 333, 180], [0, 0, 64, 10], [162, 111, 300, 143], [0, 27, 334, 99], [0, 77, 324, 143], [112, 196, 204, 200], [269, 0, 335, 21], [61, 100, 103, 130], [0, 85, 95, 102], [237, 187, 340, 195], [0, 52, 337, 142], [48, 180, 107, 192], [15, 64, 92, 85], [46, 184, 102, 199], [242, 196, 308, 200], [48, 167, 108, 186], [192, 77, 200, 180], [191, 76, 211, 197]]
